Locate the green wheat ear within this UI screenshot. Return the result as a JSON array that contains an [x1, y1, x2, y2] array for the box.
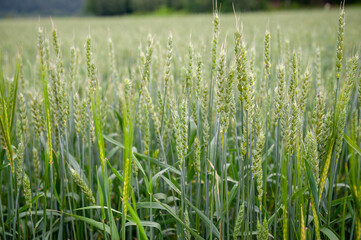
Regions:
[[15, 142, 25, 188], [261, 30, 271, 104], [193, 137, 201, 177], [298, 69, 310, 115], [32, 148, 40, 181], [252, 131, 265, 207], [69, 166, 95, 205], [288, 52, 298, 102], [23, 173, 32, 212], [184, 209, 191, 240], [233, 203, 244, 240], [336, 7, 345, 79], [139, 34, 153, 95], [257, 218, 269, 240], [30, 95, 44, 138], [305, 130, 319, 185], [143, 86, 161, 140], [211, 12, 220, 78], [18, 93, 29, 140], [274, 64, 285, 126]]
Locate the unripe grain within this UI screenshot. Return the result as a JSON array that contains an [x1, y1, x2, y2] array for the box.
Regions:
[[70, 166, 95, 205]]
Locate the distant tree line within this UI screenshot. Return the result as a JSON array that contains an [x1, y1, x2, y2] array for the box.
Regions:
[[0, 0, 360, 17], [85, 0, 361, 15]]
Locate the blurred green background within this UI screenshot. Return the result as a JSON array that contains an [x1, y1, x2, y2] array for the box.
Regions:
[[1, 0, 361, 17]]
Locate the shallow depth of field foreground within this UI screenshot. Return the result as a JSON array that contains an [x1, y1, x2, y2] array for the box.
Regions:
[[1, 5, 361, 240]]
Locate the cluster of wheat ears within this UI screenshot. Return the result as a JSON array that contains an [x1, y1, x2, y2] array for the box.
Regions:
[[0, 4, 361, 240]]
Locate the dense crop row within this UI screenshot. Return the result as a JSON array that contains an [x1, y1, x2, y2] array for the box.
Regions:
[[0, 5, 361, 240]]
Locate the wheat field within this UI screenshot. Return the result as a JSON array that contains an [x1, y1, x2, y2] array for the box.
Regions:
[[0, 6, 361, 240]]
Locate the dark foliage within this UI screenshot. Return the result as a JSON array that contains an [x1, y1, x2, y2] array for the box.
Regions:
[[0, 0, 360, 16]]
